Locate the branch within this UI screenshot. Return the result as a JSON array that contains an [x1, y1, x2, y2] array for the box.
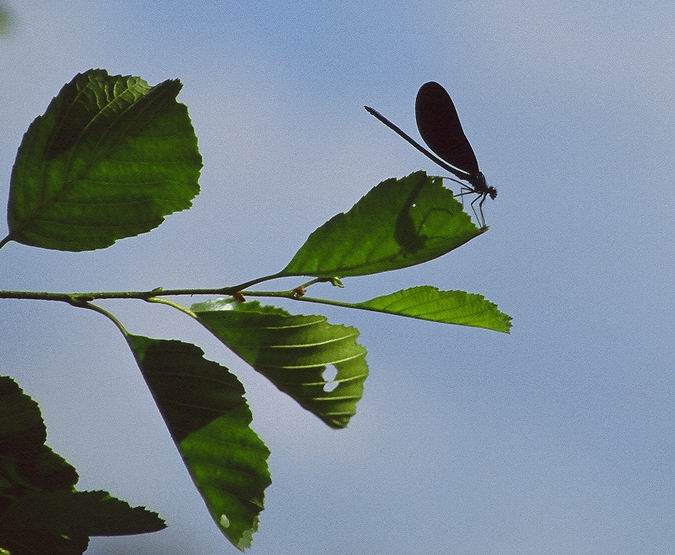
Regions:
[[0, 272, 285, 303]]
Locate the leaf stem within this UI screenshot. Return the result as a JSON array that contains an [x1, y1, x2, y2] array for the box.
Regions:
[[242, 290, 362, 311], [0, 235, 12, 250], [229, 272, 285, 292], [241, 289, 431, 325], [146, 296, 197, 318], [297, 276, 343, 290], [69, 300, 129, 336]]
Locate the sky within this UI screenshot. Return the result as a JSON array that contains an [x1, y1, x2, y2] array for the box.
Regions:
[[1, 1, 673, 553]]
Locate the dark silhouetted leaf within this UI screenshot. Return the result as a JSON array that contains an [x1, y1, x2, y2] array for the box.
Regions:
[[1, 490, 164, 536], [0, 377, 164, 555]]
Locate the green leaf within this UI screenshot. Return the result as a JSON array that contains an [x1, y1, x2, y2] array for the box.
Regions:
[[126, 336, 271, 551], [355, 286, 512, 333], [0, 376, 164, 555], [191, 299, 369, 429], [281, 171, 483, 277], [7, 69, 201, 251]]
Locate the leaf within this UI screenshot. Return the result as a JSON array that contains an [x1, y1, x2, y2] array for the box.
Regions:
[[1, 490, 165, 536], [0, 376, 164, 555], [0, 529, 89, 555], [0, 372, 48, 452], [0, 376, 78, 499], [191, 299, 369, 429], [7, 69, 202, 251], [281, 171, 483, 277], [355, 286, 512, 333], [126, 336, 271, 551]]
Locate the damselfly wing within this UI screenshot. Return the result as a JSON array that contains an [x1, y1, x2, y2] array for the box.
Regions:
[[365, 81, 496, 227]]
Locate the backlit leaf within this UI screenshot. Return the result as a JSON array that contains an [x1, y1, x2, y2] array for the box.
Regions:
[[6, 69, 201, 251], [282, 171, 483, 277], [355, 286, 512, 333], [192, 299, 369, 429], [127, 336, 270, 551]]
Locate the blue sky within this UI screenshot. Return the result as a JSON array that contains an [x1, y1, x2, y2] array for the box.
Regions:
[[1, 2, 673, 553]]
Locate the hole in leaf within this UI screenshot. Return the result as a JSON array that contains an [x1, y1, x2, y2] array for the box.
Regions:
[[322, 365, 338, 393]]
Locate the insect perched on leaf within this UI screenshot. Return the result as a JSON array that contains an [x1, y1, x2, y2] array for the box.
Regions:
[[365, 81, 496, 228]]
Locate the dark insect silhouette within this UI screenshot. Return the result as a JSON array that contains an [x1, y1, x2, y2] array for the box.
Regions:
[[365, 81, 496, 227]]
